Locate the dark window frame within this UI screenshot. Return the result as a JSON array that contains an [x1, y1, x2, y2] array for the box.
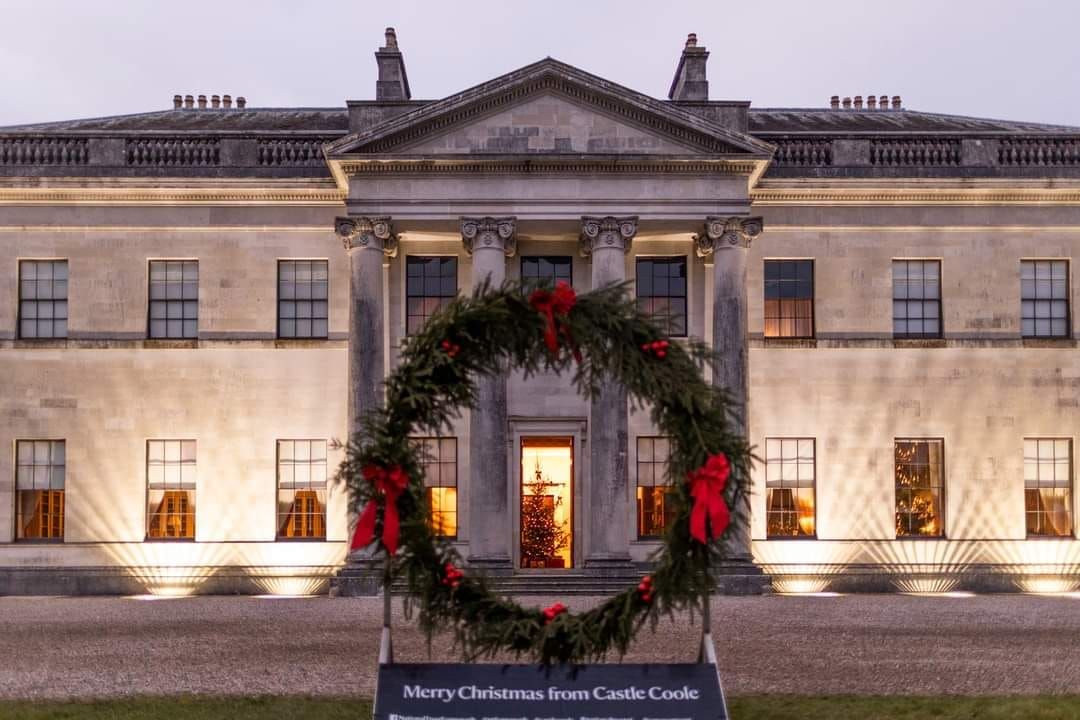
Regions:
[[147, 259, 199, 340], [765, 437, 817, 539], [764, 259, 815, 339], [275, 439, 328, 541], [635, 436, 676, 539], [520, 255, 573, 288], [18, 259, 69, 340], [145, 439, 197, 542], [635, 256, 689, 338], [277, 259, 329, 340], [893, 259, 943, 339], [1021, 259, 1070, 339], [14, 439, 66, 543], [894, 438, 946, 539], [1024, 437, 1074, 538], [406, 256, 458, 336], [412, 436, 458, 539]]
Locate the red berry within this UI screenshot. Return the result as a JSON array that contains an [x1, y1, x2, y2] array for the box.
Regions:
[[641, 344, 650, 351], [656, 350, 666, 358]]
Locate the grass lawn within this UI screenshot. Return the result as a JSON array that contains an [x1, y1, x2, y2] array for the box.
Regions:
[[0, 695, 1077, 719]]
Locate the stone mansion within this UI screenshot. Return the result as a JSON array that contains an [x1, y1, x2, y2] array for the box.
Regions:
[[1, 29, 1078, 595]]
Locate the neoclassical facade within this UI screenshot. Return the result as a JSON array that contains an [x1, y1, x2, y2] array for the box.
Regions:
[[2, 29, 1079, 595]]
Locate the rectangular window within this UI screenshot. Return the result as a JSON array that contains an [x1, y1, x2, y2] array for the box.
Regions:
[[893, 260, 942, 339], [1021, 260, 1069, 338], [15, 440, 65, 541], [413, 437, 457, 538], [521, 256, 572, 288], [148, 260, 198, 339], [636, 436, 676, 538], [146, 440, 196, 540], [19, 260, 68, 339], [277, 440, 327, 539], [1024, 438, 1073, 537], [765, 438, 816, 538], [635, 258, 687, 337], [406, 257, 457, 335], [895, 439, 945, 538], [764, 260, 814, 338], [278, 260, 329, 339]]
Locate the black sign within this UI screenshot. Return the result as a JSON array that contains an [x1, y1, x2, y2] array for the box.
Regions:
[[374, 663, 728, 720]]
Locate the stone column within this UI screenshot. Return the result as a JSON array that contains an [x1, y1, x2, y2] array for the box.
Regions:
[[331, 216, 398, 597], [580, 216, 638, 574], [336, 216, 398, 439], [462, 217, 516, 574], [695, 217, 769, 592]]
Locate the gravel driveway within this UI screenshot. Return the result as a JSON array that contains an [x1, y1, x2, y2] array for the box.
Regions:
[[0, 594, 1077, 699]]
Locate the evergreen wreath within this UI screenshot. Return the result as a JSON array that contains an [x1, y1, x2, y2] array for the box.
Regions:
[[335, 281, 751, 665]]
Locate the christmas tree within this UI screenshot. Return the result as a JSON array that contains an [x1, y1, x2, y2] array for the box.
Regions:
[[520, 460, 570, 568]]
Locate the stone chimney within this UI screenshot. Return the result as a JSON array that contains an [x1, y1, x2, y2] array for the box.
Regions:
[[173, 94, 182, 109], [830, 95, 840, 109], [236, 96, 246, 109], [867, 95, 877, 110], [375, 27, 411, 101], [667, 32, 709, 101], [222, 94, 232, 109], [197, 94, 207, 109], [853, 95, 863, 109], [184, 94, 194, 109], [892, 95, 902, 110]]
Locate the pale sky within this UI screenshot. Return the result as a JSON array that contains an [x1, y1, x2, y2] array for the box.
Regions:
[[1, 0, 1078, 128]]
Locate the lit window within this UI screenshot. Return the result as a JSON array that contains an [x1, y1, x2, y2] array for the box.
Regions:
[[635, 258, 687, 337], [1024, 438, 1072, 537], [1021, 260, 1068, 338], [277, 440, 327, 539], [15, 440, 65, 541], [147, 440, 196, 540], [521, 256, 572, 288], [895, 439, 945, 538], [148, 260, 198, 339], [764, 260, 814, 338], [406, 257, 457, 335], [893, 260, 942, 338], [636, 436, 676, 538], [19, 260, 68, 339], [765, 438, 816, 538], [278, 260, 329, 339], [413, 437, 457, 537]]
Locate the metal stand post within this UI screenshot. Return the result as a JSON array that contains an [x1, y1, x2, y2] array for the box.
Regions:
[[378, 566, 393, 665], [698, 570, 731, 720]]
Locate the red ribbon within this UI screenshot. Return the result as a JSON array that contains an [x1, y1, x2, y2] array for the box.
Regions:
[[542, 602, 568, 624], [350, 464, 408, 554], [687, 453, 731, 544], [529, 281, 577, 356]]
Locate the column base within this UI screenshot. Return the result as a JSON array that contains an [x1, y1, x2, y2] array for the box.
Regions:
[[329, 554, 387, 597], [583, 554, 637, 578], [466, 554, 515, 577], [709, 558, 771, 596]]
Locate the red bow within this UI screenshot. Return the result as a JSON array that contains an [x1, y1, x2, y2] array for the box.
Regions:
[[350, 464, 408, 554], [442, 562, 464, 589], [687, 453, 731, 544], [529, 281, 577, 356], [542, 602, 568, 624]]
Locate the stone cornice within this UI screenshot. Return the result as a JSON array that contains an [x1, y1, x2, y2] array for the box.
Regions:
[[0, 183, 343, 206], [461, 216, 516, 256], [752, 179, 1080, 205], [337, 156, 762, 178], [336, 216, 398, 256], [579, 216, 638, 256], [694, 216, 763, 254]]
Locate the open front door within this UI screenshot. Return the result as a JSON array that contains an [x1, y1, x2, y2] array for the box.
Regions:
[[520, 437, 574, 569]]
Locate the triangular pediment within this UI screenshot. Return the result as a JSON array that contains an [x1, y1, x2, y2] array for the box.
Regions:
[[327, 58, 774, 159]]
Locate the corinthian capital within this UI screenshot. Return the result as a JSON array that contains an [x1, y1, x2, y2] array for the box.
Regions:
[[579, 216, 638, 257], [336, 216, 398, 257], [694, 216, 763, 256], [460, 216, 516, 256]]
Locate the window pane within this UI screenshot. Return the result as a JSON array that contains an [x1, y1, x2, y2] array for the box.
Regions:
[[895, 439, 945, 537], [635, 258, 688, 337], [764, 260, 814, 338]]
